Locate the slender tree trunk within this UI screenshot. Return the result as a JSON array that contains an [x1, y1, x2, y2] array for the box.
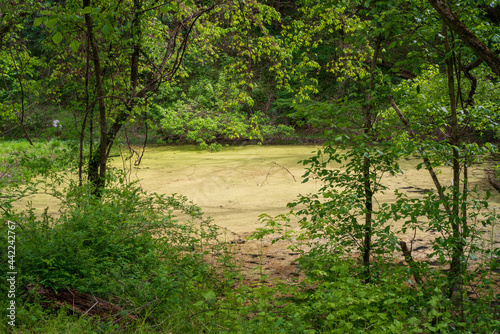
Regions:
[[130, 0, 141, 100], [84, 0, 107, 195], [79, 24, 92, 187], [9, 39, 33, 146], [362, 36, 382, 283], [443, 21, 464, 298], [0, 39, 33, 145], [362, 143, 373, 283]]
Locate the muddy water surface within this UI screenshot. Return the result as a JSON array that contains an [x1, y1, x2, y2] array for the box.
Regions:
[[112, 145, 500, 282], [112, 145, 325, 236], [113, 145, 500, 252], [14, 145, 500, 281]]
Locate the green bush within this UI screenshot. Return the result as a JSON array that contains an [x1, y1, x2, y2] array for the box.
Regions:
[[0, 178, 228, 332], [150, 75, 295, 147], [153, 102, 295, 147], [0, 139, 76, 189], [17, 185, 217, 290]]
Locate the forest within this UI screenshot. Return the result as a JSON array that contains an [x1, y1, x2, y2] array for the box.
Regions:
[[1, 0, 500, 332]]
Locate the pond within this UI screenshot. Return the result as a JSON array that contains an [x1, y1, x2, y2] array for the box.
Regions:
[[110, 145, 500, 254], [9, 143, 500, 280], [111, 145, 325, 236]]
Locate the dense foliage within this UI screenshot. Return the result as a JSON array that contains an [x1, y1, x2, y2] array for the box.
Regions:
[[1, 0, 500, 332]]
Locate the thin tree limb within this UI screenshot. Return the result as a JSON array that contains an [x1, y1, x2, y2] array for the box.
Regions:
[[399, 240, 422, 285], [389, 95, 451, 215]]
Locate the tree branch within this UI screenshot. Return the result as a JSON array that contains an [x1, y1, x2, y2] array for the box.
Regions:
[[389, 95, 451, 215], [428, 0, 500, 77]]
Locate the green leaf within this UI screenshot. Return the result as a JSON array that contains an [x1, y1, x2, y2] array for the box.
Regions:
[[185, 0, 194, 6], [160, 4, 173, 13], [81, 7, 93, 15], [33, 17, 44, 27], [45, 18, 58, 28], [202, 290, 216, 300], [70, 40, 80, 52], [388, 41, 396, 49], [52, 32, 63, 44], [101, 24, 112, 36]]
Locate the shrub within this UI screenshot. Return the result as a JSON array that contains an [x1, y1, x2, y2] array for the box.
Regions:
[[0, 178, 226, 332]]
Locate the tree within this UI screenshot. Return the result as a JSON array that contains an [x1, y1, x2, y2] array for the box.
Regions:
[[390, 0, 500, 300], [260, 1, 500, 296], [31, 0, 285, 194], [31, 0, 229, 194], [149, 0, 290, 148], [0, 0, 44, 144], [269, 0, 421, 282]]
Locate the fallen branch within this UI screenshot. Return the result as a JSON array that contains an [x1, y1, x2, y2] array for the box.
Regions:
[[259, 161, 296, 186], [26, 283, 136, 321], [488, 174, 500, 194]]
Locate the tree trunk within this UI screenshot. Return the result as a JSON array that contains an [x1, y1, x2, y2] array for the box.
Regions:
[[81, 0, 215, 196], [84, 0, 108, 196], [361, 36, 382, 283], [443, 20, 464, 299]]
